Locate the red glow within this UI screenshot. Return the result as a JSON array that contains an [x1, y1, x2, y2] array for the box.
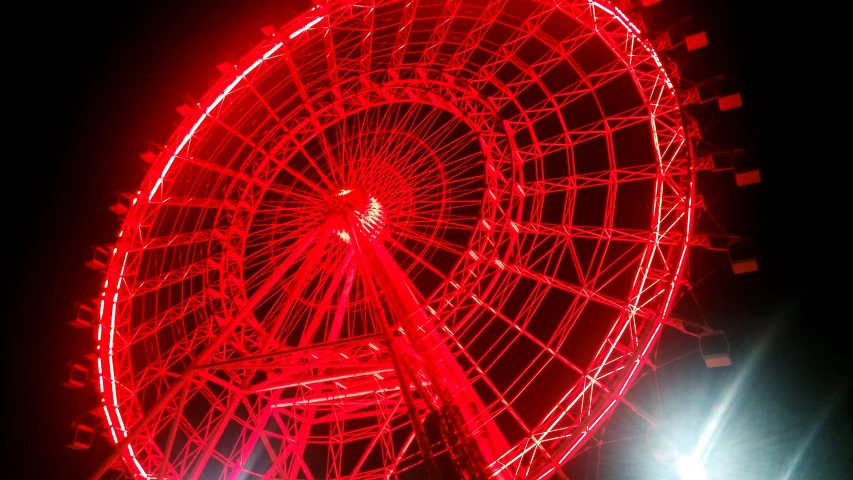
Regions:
[[92, 1, 693, 478]]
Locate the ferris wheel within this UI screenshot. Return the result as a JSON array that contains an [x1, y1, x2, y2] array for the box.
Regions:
[[86, 1, 700, 478]]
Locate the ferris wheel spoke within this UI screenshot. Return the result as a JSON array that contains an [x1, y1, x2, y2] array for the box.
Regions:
[[254, 194, 321, 211], [412, 154, 483, 189], [367, 117, 450, 173], [353, 109, 407, 171], [177, 152, 252, 181], [281, 46, 345, 186], [404, 117, 473, 167], [407, 196, 482, 211], [483, 253, 655, 322], [396, 219, 473, 238], [202, 111, 321, 187], [466, 296, 586, 379], [403, 212, 479, 229], [256, 229, 333, 348], [362, 106, 416, 164], [402, 154, 480, 190], [243, 219, 315, 242], [299, 248, 354, 346], [388, 224, 465, 256], [243, 73, 285, 124], [275, 270, 341, 345], [244, 217, 316, 244], [271, 130, 338, 199], [274, 157, 334, 196], [385, 234, 452, 282], [420, 173, 484, 197], [204, 99, 255, 140], [328, 261, 357, 343], [403, 103, 458, 150], [419, 152, 482, 182], [262, 178, 329, 204], [392, 105, 457, 154], [240, 229, 326, 290]]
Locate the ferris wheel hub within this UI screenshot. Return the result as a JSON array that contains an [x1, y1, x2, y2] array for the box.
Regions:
[[331, 186, 368, 210], [327, 186, 386, 242]]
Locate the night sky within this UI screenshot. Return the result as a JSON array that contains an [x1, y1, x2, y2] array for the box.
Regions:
[[5, 1, 849, 479]]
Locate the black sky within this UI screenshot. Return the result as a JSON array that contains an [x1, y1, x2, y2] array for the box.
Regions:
[[5, 1, 850, 479]]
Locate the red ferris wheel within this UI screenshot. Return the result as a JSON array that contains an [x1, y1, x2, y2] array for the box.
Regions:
[[90, 1, 696, 478]]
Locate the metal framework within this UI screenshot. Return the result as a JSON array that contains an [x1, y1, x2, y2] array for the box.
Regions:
[[92, 1, 693, 478]]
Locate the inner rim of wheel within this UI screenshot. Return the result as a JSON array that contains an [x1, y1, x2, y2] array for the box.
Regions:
[[94, 1, 692, 478]]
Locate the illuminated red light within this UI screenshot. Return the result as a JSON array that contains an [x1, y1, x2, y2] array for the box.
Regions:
[[92, 1, 693, 478]]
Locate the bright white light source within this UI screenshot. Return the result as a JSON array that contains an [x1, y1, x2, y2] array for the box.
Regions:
[[676, 455, 706, 480]]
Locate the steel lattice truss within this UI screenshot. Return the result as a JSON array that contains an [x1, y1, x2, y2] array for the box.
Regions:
[[93, 0, 694, 478]]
